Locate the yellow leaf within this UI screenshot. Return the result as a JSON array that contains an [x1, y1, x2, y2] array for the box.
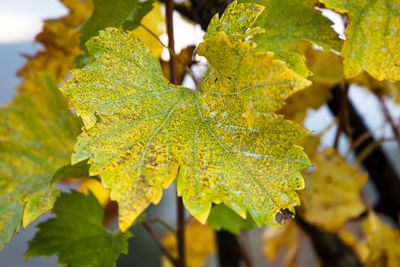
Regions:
[[262, 220, 301, 267], [321, 0, 400, 80], [299, 148, 368, 231], [363, 212, 400, 267], [133, 2, 165, 58], [17, 0, 92, 93], [161, 220, 216, 267]]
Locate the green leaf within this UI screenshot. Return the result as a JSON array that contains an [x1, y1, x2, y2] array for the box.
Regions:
[[207, 204, 254, 234], [25, 191, 132, 267], [320, 0, 400, 80], [50, 159, 93, 185], [245, 0, 342, 77], [79, 0, 153, 49], [0, 73, 80, 250], [62, 2, 311, 231]]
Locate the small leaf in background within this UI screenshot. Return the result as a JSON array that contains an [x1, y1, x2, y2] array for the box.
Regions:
[[132, 2, 165, 58], [25, 191, 132, 267], [262, 220, 302, 267], [78, 0, 154, 49], [78, 178, 110, 207], [161, 45, 196, 85], [207, 203, 254, 234], [299, 148, 368, 231], [321, 0, 400, 80], [17, 0, 91, 93], [249, 0, 342, 77], [161, 220, 216, 267], [362, 212, 400, 267]]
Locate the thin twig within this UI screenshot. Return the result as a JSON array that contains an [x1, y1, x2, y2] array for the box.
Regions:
[[165, 0, 178, 85], [333, 82, 349, 149], [142, 217, 176, 233], [378, 95, 400, 151], [176, 196, 186, 267], [239, 231, 256, 267], [142, 222, 178, 266]]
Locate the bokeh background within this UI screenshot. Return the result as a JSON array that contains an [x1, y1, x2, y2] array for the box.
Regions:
[[1, 1, 400, 266]]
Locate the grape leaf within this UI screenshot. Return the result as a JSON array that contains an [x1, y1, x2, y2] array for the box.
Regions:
[[25, 191, 132, 267], [62, 2, 311, 231], [161, 220, 215, 267], [247, 0, 342, 77], [321, 0, 400, 80], [0, 74, 80, 250], [79, 0, 154, 49], [299, 148, 368, 231], [363, 212, 400, 267], [207, 204, 254, 234]]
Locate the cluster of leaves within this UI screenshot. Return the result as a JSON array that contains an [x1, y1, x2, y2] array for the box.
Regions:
[[1, 0, 400, 266]]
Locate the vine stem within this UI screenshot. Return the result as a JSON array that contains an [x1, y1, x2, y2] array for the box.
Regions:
[[139, 24, 199, 86], [142, 222, 178, 266], [378, 95, 400, 151], [165, 0, 187, 263], [166, 0, 178, 85], [176, 195, 186, 267], [333, 82, 349, 150]]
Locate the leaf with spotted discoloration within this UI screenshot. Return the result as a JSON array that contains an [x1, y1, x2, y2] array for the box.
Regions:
[[62, 1, 311, 232]]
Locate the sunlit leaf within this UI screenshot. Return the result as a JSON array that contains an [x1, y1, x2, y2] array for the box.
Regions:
[[161, 220, 216, 267], [321, 0, 400, 80], [25, 191, 132, 267], [62, 2, 311, 231], [299, 148, 368, 231]]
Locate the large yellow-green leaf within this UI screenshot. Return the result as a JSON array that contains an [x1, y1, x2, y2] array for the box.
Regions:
[[321, 0, 400, 80], [62, 3, 311, 231], [247, 0, 342, 77], [0, 74, 80, 250]]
